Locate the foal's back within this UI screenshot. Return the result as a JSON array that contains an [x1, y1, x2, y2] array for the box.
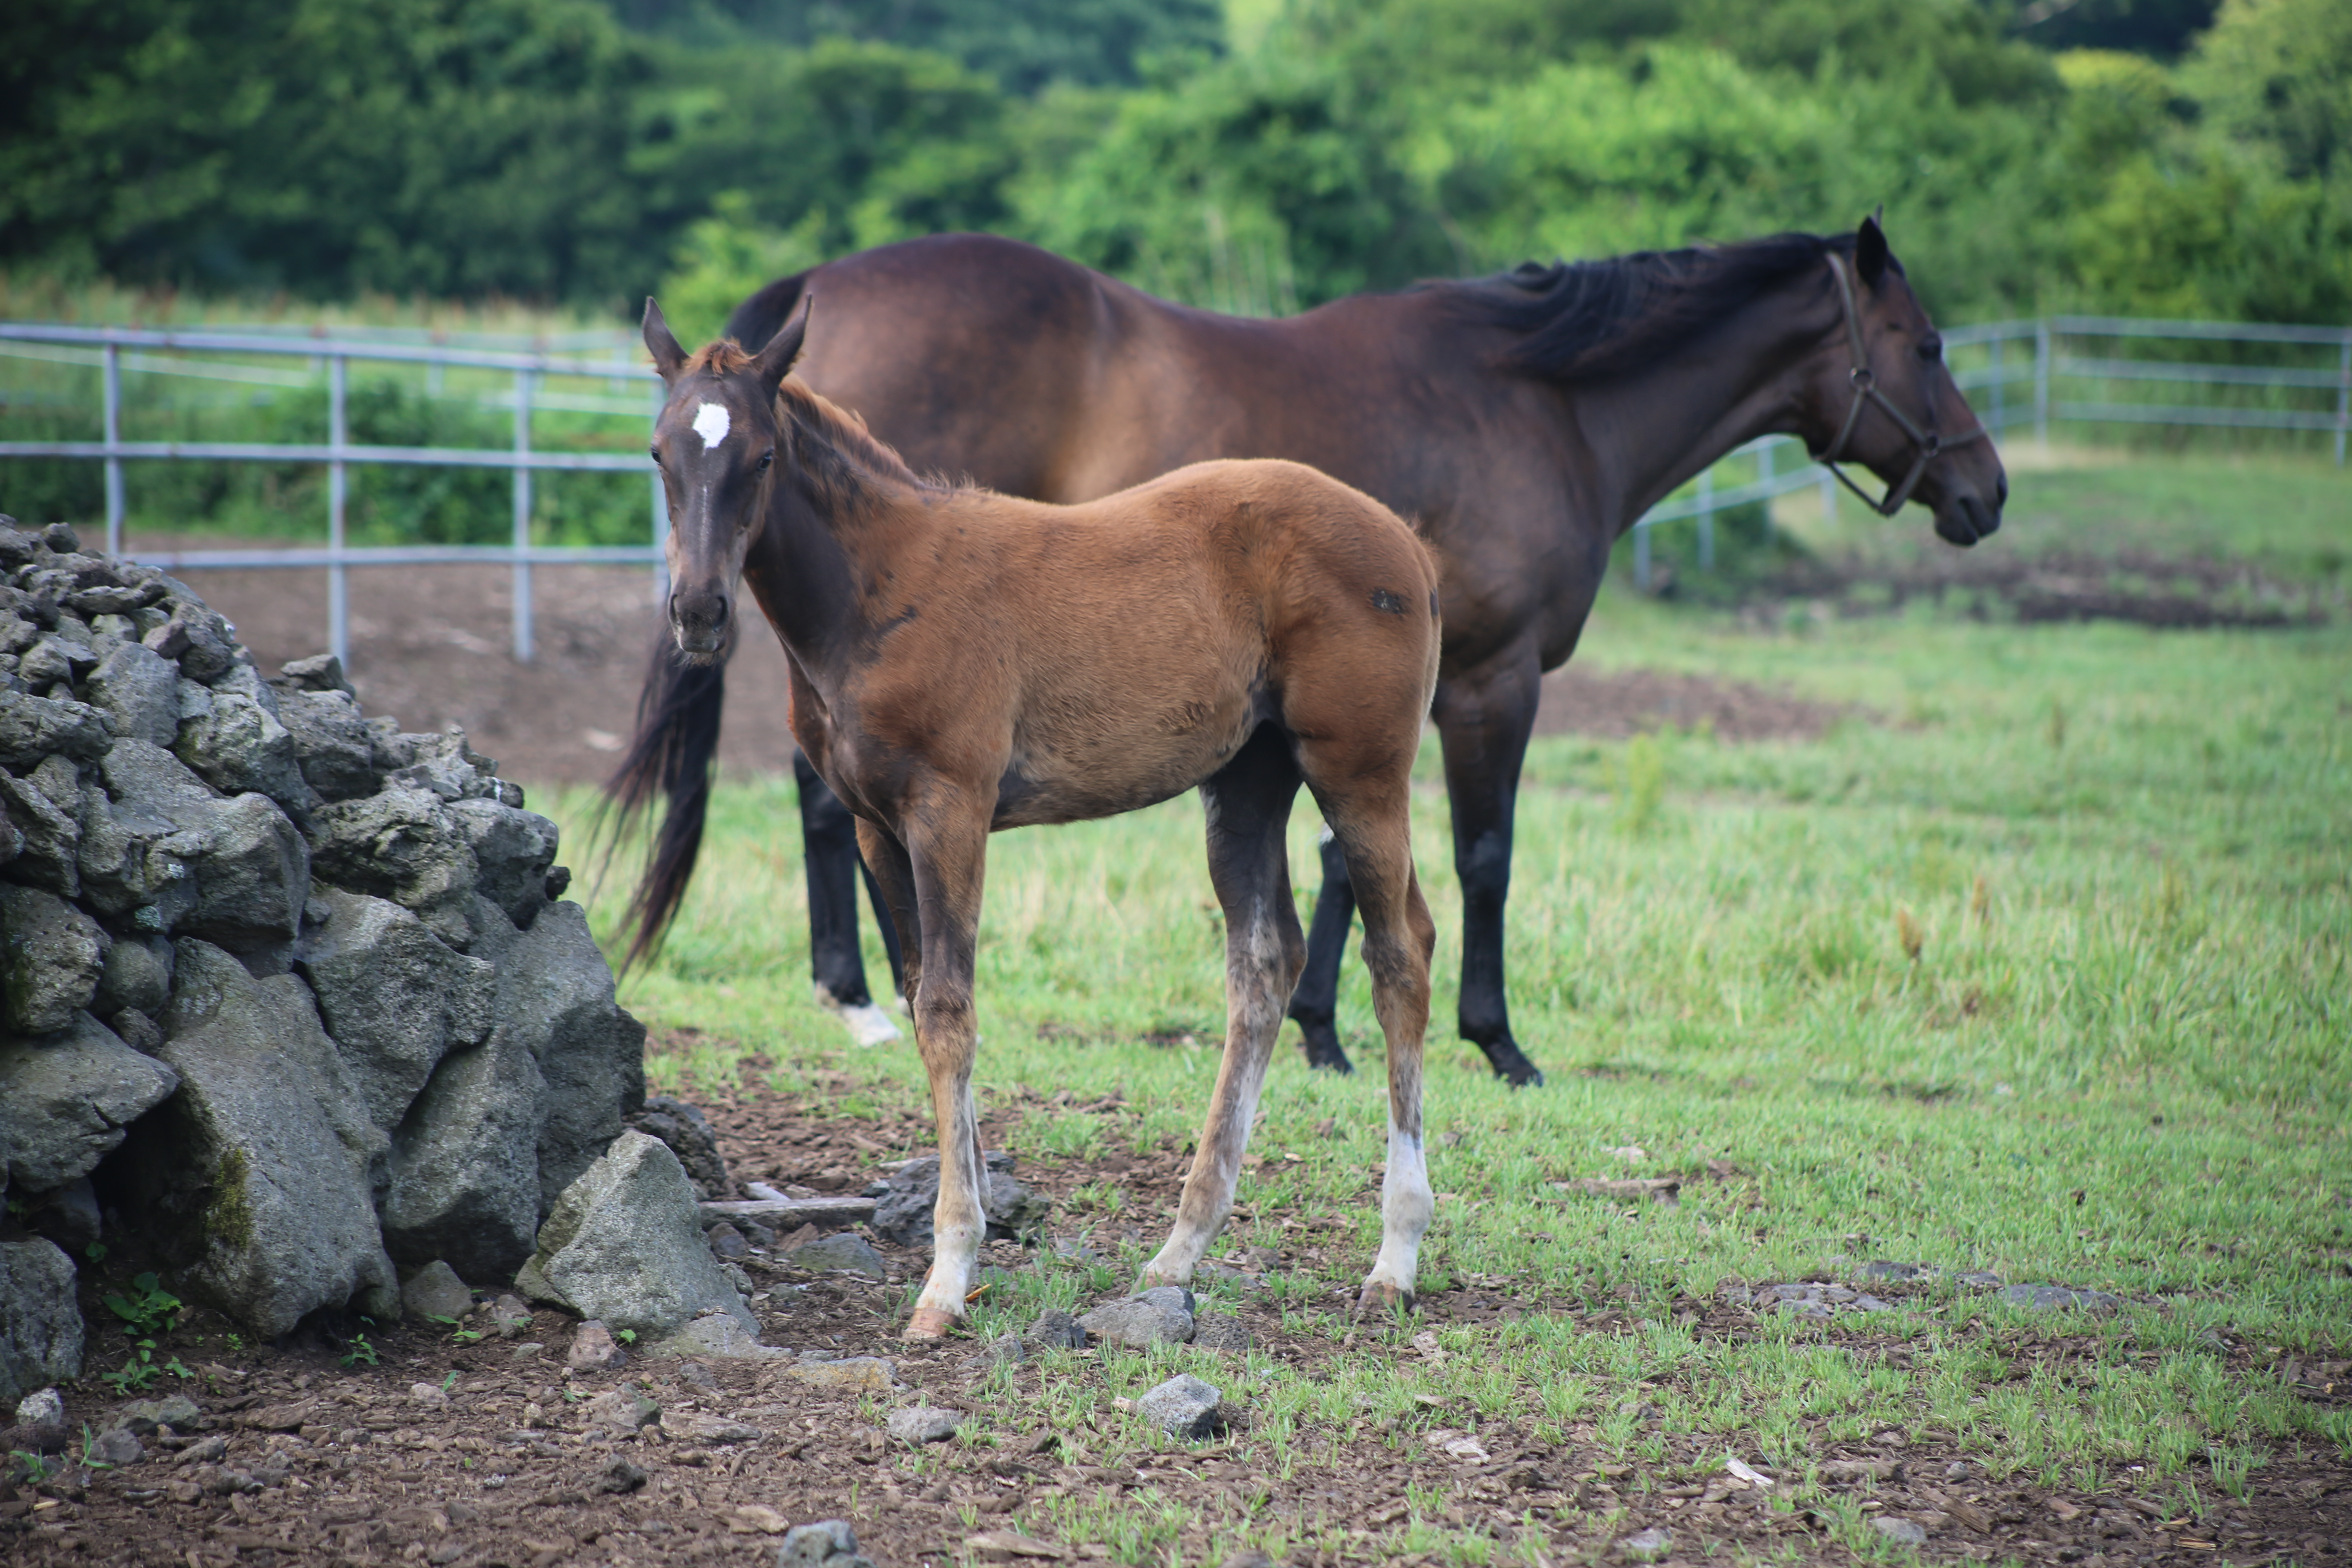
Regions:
[[844, 454, 1439, 830]]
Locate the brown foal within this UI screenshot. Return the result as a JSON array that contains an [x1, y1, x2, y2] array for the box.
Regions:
[[641, 297, 1442, 1338]]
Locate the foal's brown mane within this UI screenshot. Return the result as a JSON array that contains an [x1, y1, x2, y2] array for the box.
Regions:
[[1440, 229, 1883, 385]]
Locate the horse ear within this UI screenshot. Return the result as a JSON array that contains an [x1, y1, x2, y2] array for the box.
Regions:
[[1855, 214, 1890, 288], [753, 293, 813, 391], [643, 298, 687, 382]]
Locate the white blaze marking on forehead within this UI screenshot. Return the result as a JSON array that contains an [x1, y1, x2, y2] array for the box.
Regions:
[[691, 401, 731, 450]]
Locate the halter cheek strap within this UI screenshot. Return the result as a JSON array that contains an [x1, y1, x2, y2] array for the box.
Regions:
[[1810, 253, 1988, 517]]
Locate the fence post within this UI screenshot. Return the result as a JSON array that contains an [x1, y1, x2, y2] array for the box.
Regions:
[[328, 355, 348, 665], [1696, 467, 1715, 572], [512, 368, 534, 664], [1989, 332, 2006, 433], [2336, 330, 2349, 467], [1633, 521, 1651, 592], [2034, 320, 2051, 445], [102, 341, 124, 555]]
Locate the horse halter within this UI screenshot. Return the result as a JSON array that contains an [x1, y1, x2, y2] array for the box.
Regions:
[[1810, 253, 1987, 517]]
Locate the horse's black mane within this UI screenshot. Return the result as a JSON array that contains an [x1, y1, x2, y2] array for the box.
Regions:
[[1441, 230, 1887, 384]]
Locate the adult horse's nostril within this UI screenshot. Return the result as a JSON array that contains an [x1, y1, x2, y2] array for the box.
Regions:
[[1996, 473, 2009, 509]]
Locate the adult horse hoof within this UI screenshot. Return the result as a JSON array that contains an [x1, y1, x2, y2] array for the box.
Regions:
[[1299, 1031, 1356, 1074], [1355, 1281, 1416, 1318], [1488, 1048, 1544, 1088], [903, 1307, 960, 1341]]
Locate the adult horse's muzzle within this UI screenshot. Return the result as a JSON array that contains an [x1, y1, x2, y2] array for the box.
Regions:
[[1930, 462, 2007, 548], [669, 584, 731, 661]]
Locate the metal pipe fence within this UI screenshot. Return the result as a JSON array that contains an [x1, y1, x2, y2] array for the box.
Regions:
[[2, 311, 2346, 619], [0, 323, 663, 664]]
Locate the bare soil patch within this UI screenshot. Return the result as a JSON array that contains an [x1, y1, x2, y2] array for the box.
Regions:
[[143, 539, 1855, 792], [1530, 667, 1857, 744], [1753, 548, 2334, 629], [16, 1070, 2341, 1568]]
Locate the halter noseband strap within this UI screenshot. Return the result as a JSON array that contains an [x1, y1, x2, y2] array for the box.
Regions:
[[1810, 253, 1987, 517]]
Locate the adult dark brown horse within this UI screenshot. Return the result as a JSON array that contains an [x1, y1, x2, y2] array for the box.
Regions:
[[610, 217, 2005, 1085], [640, 298, 1442, 1335]]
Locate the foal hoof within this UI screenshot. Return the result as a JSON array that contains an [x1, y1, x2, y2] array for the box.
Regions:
[[902, 1306, 960, 1341], [1355, 1280, 1416, 1319]]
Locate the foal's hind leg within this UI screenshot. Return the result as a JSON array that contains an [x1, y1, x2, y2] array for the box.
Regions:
[[1299, 757, 1437, 1312], [1143, 726, 1305, 1290]]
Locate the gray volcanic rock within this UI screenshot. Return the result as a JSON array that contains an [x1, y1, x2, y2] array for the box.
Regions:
[[379, 1012, 547, 1283], [1078, 1286, 1196, 1348], [503, 902, 647, 1210], [0, 1237, 84, 1407], [298, 887, 495, 1133], [515, 1131, 755, 1340], [868, 1150, 1046, 1247], [117, 940, 398, 1336], [0, 688, 113, 771], [0, 762, 84, 896], [270, 686, 376, 802], [446, 797, 560, 929], [81, 641, 181, 748], [0, 1012, 179, 1193], [178, 791, 309, 948], [94, 932, 174, 1018], [1136, 1372, 1223, 1440], [0, 533, 648, 1349], [401, 1261, 475, 1322], [173, 664, 308, 807], [0, 881, 109, 1033], [306, 786, 479, 937], [627, 1096, 730, 1200]]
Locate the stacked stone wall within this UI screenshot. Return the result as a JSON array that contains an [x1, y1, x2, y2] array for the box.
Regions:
[[0, 519, 646, 1401]]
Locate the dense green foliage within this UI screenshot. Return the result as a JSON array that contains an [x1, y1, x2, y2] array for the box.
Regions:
[[1, 0, 2345, 325]]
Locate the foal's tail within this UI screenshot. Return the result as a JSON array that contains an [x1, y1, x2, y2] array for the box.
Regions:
[[603, 632, 729, 973]]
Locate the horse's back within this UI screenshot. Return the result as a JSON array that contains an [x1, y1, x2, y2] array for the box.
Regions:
[[784, 235, 1128, 497]]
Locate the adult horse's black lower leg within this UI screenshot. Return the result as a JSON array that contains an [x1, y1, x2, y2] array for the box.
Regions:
[[1287, 832, 1359, 1073], [1434, 665, 1546, 1087], [795, 751, 906, 1008]]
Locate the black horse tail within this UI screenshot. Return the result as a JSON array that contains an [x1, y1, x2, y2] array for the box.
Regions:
[[724, 267, 814, 352], [603, 631, 729, 973]]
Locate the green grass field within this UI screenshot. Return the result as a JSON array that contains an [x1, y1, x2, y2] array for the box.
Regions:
[[537, 450, 2349, 1562]]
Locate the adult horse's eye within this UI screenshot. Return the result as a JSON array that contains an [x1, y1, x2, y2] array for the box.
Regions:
[[757, 448, 775, 472], [648, 445, 662, 464], [1918, 336, 1944, 363]]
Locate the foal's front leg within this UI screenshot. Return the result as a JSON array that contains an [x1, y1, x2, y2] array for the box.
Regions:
[[894, 800, 993, 1341]]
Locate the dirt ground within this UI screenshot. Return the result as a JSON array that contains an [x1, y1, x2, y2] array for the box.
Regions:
[[133, 544, 1853, 792], [9, 1063, 2344, 1568]]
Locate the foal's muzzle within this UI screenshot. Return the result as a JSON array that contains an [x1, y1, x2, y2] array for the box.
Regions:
[[669, 588, 730, 657]]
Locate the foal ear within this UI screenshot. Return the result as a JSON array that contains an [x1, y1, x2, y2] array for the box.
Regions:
[[1855, 214, 1890, 288], [643, 297, 688, 382], [753, 293, 813, 391]]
